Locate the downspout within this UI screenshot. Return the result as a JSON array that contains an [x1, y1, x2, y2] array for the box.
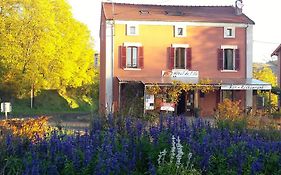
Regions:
[[245, 24, 249, 78], [108, 1, 115, 113]]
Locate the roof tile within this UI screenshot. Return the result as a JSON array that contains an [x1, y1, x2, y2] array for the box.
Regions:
[[102, 2, 254, 24]]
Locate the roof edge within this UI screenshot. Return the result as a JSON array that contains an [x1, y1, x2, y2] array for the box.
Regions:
[[271, 44, 281, 57], [102, 2, 234, 8]]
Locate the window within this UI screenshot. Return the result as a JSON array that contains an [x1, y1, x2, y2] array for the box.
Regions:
[[174, 25, 186, 37], [224, 27, 235, 38], [170, 44, 191, 69], [224, 49, 234, 70], [120, 43, 143, 69], [126, 46, 138, 68], [175, 48, 186, 69], [217, 45, 240, 71], [222, 91, 234, 101], [126, 24, 139, 36]]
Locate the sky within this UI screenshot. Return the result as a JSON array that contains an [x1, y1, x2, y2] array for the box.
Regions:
[[67, 0, 281, 63]]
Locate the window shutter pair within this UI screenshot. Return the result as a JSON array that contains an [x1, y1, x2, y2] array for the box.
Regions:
[[119, 46, 144, 69], [169, 47, 192, 69], [217, 48, 240, 70]]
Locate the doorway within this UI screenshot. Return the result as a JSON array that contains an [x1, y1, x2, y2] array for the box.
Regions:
[[186, 91, 194, 116], [176, 90, 194, 116], [177, 91, 186, 115]]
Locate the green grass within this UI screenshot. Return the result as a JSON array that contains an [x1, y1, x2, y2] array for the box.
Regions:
[[10, 90, 98, 116]]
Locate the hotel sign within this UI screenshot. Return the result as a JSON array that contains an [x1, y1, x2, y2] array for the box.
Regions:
[[162, 70, 199, 78], [221, 84, 272, 90]]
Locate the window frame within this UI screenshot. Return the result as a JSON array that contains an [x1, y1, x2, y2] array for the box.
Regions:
[[222, 90, 234, 101], [126, 24, 139, 36], [121, 42, 143, 70], [171, 44, 190, 70], [221, 45, 238, 71], [126, 46, 138, 68], [174, 47, 186, 69], [174, 25, 186, 37], [224, 27, 235, 38]]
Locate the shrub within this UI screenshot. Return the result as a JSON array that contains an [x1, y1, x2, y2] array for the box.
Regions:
[[0, 116, 51, 141]]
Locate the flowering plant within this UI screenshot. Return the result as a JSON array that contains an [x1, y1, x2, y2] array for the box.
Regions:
[[157, 135, 201, 175]]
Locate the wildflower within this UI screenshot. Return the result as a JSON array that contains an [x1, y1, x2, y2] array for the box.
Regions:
[[170, 135, 176, 163], [186, 152, 193, 168], [157, 149, 167, 165], [176, 136, 184, 168]]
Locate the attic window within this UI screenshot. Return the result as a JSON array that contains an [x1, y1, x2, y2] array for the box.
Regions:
[[165, 11, 184, 16], [126, 24, 139, 36], [174, 25, 186, 37], [139, 10, 150, 15], [224, 27, 235, 38]]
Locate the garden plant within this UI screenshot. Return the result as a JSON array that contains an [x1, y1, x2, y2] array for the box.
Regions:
[[0, 114, 281, 174]]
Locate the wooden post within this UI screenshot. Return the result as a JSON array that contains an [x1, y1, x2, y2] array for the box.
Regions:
[[143, 85, 146, 115], [269, 89, 272, 114], [194, 89, 199, 108], [118, 82, 121, 111]]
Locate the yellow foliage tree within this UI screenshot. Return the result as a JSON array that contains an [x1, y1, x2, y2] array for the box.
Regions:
[[0, 0, 97, 107], [253, 66, 278, 107]]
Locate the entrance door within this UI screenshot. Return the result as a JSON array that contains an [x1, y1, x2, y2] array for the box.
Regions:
[[186, 91, 194, 116], [177, 91, 186, 115]]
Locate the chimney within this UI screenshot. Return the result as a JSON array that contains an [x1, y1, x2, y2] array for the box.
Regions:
[[235, 0, 243, 15]]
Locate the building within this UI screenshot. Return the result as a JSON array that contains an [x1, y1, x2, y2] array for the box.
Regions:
[[99, 1, 272, 116], [271, 44, 281, 87], [271, 44, 281, 108]]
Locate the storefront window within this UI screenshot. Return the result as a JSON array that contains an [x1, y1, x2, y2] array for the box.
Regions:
[[222, 90, 233, 101]]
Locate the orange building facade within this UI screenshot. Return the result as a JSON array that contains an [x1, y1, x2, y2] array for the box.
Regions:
[[100, 2, 272, 116]]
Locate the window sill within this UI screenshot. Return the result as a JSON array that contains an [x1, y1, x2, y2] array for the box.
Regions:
[[126, 34, 138, 36], [123, 68, 142, 71], [173, 68, 187, 70], [221, 70, 238, 73], [223, 36, 235, 39], [174, 35, 186, 38]]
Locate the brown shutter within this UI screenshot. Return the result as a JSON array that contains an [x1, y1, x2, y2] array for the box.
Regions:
[[217, 49, 223, 70], [186, 48, 192, 69], [170, 47, 175, 69], [138, 46, 144, 69], [120, 46, 126, 68], [235, 49, 240, 71]]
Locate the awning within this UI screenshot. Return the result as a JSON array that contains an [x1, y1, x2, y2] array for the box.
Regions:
[[117, 77, 272, 90], [219, 78, 271, 90], [117, 77, 199, 85]]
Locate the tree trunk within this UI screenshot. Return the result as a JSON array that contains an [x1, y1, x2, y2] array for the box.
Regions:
[[30, 84, 34, 108]]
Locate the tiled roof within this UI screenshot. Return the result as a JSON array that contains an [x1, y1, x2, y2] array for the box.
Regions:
[[102, 2, 254, 24]]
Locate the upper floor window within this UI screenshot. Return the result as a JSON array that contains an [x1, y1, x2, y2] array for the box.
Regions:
[[175, 48, 186, 69], [224, 49, 234, 70], [126, 24, 139, 36], [170, 44, 191, 69], [119, 43, 143, 69], [224, 27, 235, 38], [217, 45, 240, 71], [126, 46, 138, 68], [174, 25, 186, 37]]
